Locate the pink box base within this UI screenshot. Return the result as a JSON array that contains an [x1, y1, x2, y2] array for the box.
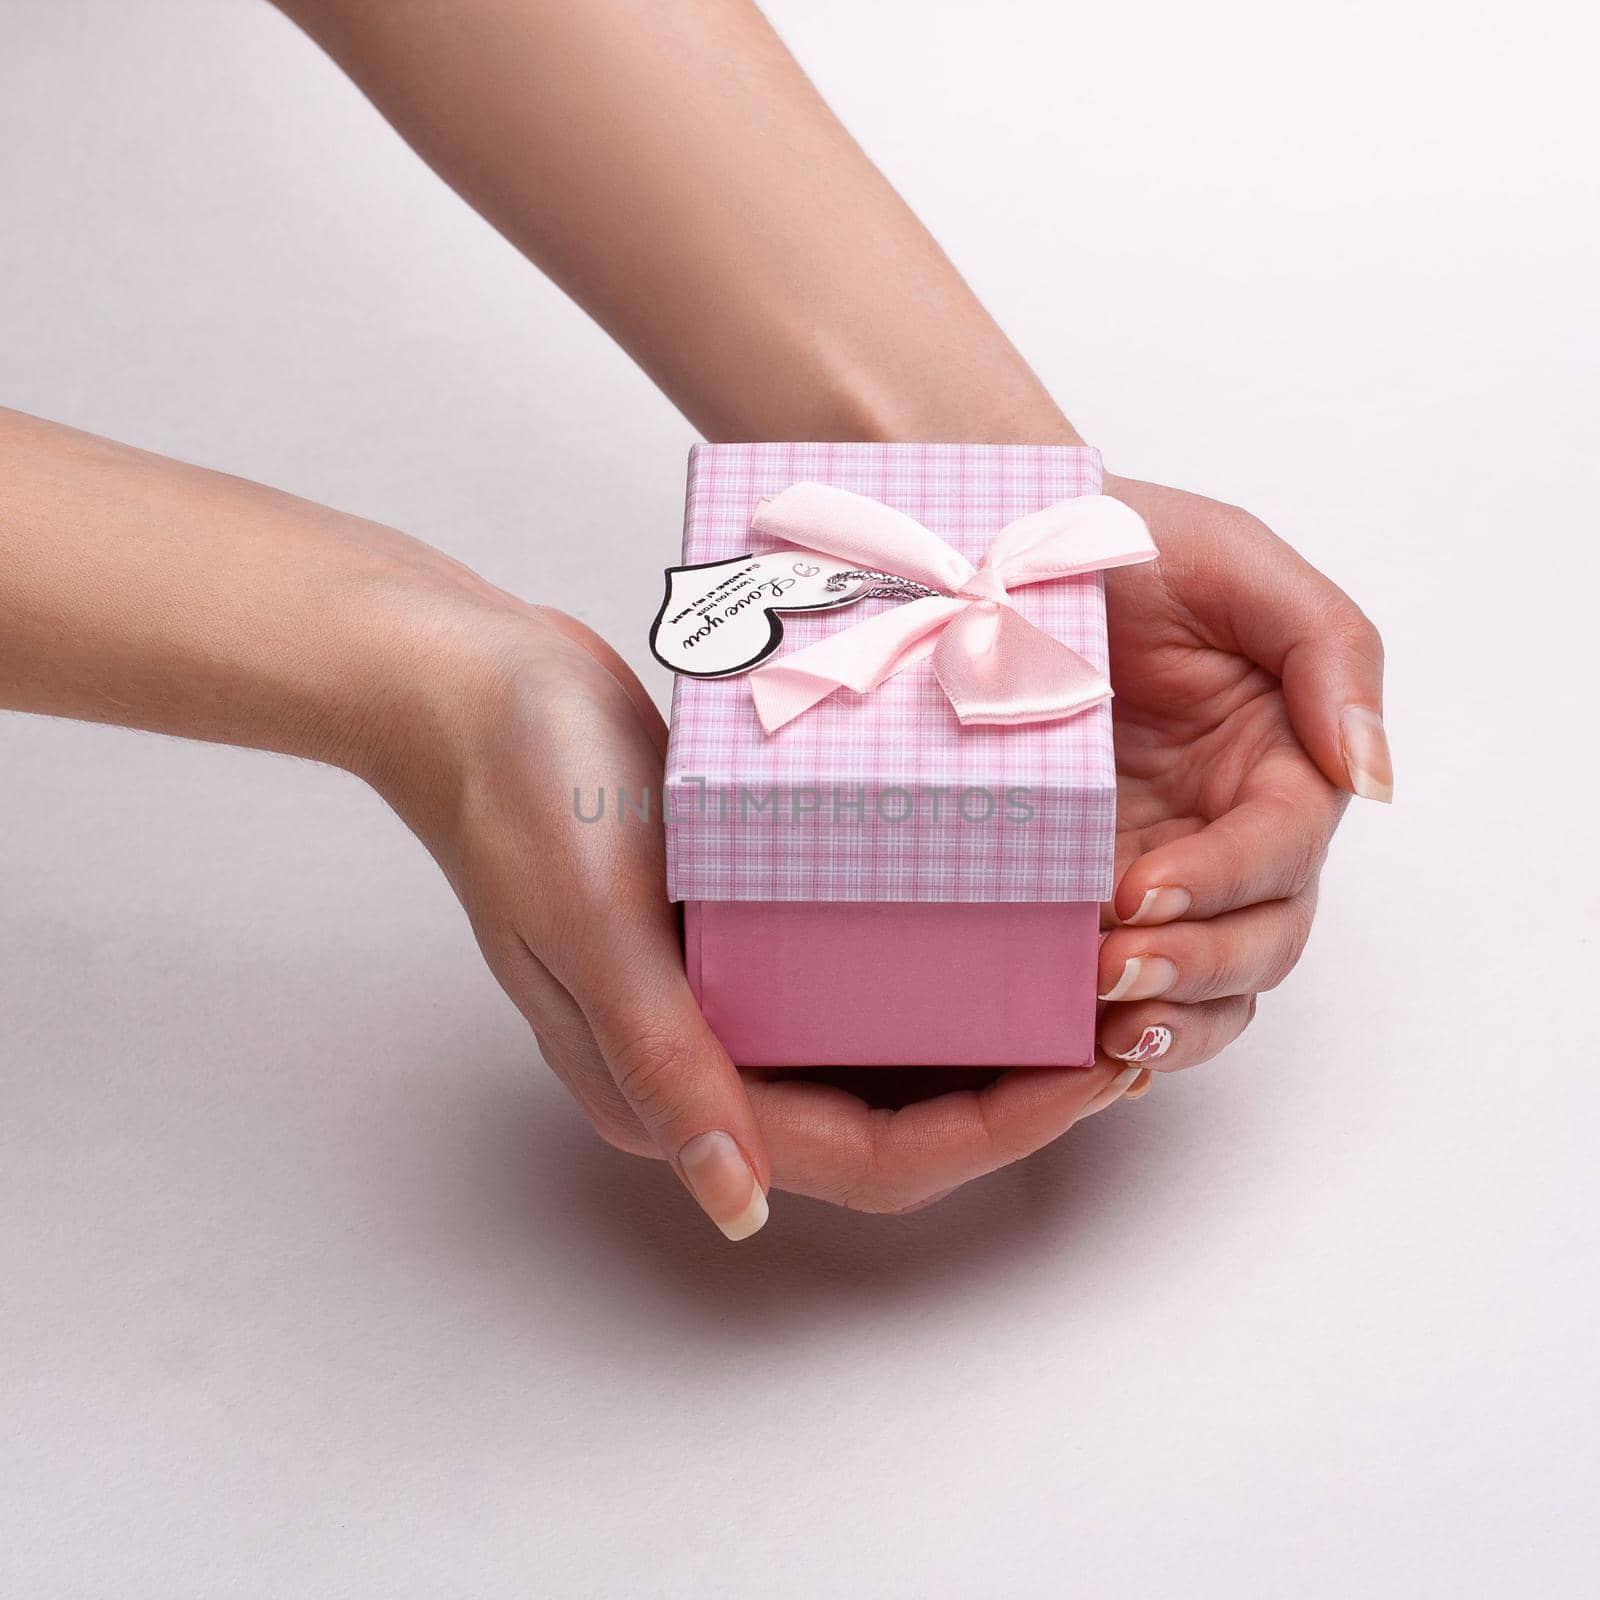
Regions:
[[684, 901, 1099, 1069]]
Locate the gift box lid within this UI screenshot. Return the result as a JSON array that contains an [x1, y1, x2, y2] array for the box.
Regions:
[[664, 442, 1117, 904]]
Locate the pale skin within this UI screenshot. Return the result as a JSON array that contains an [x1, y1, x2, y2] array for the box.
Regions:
[[0, 0, 1391, 1239]]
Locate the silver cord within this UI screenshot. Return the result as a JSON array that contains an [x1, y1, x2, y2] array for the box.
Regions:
[[825, 568, 942, 602]]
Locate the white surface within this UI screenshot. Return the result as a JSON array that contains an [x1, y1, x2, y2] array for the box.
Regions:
[[2, 2, 1596, 1595]]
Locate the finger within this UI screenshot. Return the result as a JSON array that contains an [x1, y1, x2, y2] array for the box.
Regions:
[[1220, 531, 1392, 803], [742, 1060, 1134, 1213], [472, 925, 656, 1154], [538, 715, 773, 1242], [537, 1029, 655, 1158], [1098, 996, 1256, 1073], [1122, 1069, 1155, 1100], [876, 1063, 1154, 1216], [1098, 886, 1318, 1004], [1113, 743, 1343, 924], [574, 930, 773, 1242]]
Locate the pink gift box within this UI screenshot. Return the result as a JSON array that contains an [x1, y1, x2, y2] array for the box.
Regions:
[[665, 442, 1117, 1068]]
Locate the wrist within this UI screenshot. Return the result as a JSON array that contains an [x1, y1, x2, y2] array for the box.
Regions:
[[330, 583, 524, 803], [699, 340, 1086, 448], [334, 574, 579, 848]]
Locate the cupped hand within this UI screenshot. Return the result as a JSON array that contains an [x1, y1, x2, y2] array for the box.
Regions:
[[1094, 474, 1391, 1077], [379, 605, 1133, 1235]]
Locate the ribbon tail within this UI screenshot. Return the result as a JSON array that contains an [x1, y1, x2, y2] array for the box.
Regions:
[[932, 604, 1112, 726], [750, 595, 965, 733]]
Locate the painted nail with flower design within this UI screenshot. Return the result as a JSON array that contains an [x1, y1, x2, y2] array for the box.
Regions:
[[1110, 1025, 1173, 1065]]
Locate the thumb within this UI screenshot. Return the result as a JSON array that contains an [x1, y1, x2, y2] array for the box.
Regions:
[[1227, 538, 1393, 804], [577, 938, 771, 1242]]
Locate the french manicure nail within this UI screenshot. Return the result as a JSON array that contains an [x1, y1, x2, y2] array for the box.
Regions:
[[1098, 954, 1178, 1003], [1340, 705, 1394, 803], [1111, 1025, 1173, 1064], [677, 1131, 769, 1242], [1124, 886, 1192, 926], [1077, 1064, 1144, 1121]]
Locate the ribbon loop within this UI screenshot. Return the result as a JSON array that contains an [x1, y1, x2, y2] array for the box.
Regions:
[[752, 483, 974, 594], [748, 483, 1156, 733]]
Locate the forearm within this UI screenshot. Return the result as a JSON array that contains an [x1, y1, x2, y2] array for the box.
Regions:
[[272, 0, 1078, 445], [0, 407, 516, 785]]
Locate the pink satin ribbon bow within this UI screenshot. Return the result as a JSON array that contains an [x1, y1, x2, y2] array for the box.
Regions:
[[748, 482, 1158, 733]]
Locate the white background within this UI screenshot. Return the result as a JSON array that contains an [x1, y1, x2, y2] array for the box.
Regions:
[[3, 2, 1597, 1595]]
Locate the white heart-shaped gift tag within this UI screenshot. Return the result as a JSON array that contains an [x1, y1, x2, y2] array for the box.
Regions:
[[649, 553, 873, 679]]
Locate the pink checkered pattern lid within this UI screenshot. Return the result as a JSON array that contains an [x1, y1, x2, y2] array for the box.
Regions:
[[664, 442, 1117, 904]]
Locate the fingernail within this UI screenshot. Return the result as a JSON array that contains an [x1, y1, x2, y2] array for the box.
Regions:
[[1098, 954, 1178, 1003], [1124, 886, 1191, 926], [1123, 1069, 1154, 1100], [677, 1131, 769, 1242], [1076, 1064, 1144, 1121], [1340, 705, 1393, 803], [1110, 1025, 1173, 1064]]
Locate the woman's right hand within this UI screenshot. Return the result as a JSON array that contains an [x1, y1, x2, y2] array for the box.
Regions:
[[371, 602, 1136, 1236]]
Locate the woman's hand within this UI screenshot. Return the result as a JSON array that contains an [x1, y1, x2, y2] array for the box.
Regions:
[[0, 407, 1387, 1229], [379, 606, 1137, 1227], [1094, 475, 1392, 1074], [268, 3, 1393, 1193]]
